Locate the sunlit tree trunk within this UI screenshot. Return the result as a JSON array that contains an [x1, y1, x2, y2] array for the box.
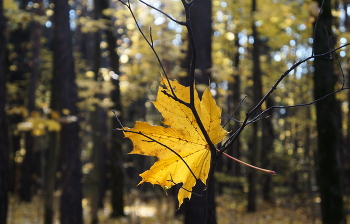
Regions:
[[313, 0, 345, 223], [53, 0, 83, 223], [0, 1, 9, 223]]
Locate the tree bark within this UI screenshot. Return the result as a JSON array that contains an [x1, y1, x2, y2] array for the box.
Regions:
[[261, 98, 274, 202], [44, 132, 58, 224], [101, 0, 125, 217], [247, 0, 263, 212], [0, 1, 9, 223], [181, 0, 215, 223], [53, 0, 83, 223], [226, 34, 242, 190], [20, 8, 43, 198], [90, 1, 104, 222], [180, 0, 212, 91], [313, 0, 346, 223]]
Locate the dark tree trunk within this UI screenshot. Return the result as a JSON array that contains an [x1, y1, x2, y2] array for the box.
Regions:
[[227, 34, 242, 189], [44, 132, 58, 224], [313, 0, 346, 223], [0, 1, 9, 223], [101, 0, 125, 217], [261, 97, 274, 202], [19, 133, 34, 201], [90, 1, 103, 222], [53, 0, 83, 223], [247, 0, 263, 212], [181, 0, 215, 223], [45, 4, 59, 222], [11, 10, 31, 203], [20, 12, 43, 198], [180, 0, 212, 90]]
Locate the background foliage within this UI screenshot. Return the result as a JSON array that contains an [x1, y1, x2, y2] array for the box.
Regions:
[[1, 0, 350, 223]]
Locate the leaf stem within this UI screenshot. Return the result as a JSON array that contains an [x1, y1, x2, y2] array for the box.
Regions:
[[216, 149, 276, 175]]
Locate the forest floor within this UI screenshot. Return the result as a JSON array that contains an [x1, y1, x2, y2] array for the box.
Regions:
[[6, 190, 350, 224]]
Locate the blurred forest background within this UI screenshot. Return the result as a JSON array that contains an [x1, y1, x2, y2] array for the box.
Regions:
[[0, 0, 350, 223]]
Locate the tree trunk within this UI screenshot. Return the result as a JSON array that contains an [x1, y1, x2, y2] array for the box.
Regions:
[[313, 0, 345, 223], [247, 0, 263, 212], [90, 1, 103, 222], [11, 12, 31, 203], [0, 1, 9, 223], [20, 9, 43, 199], [261, 98, 274, 202], [20, 15, 42, 198], [101, 0, 125, 217], [44, 132, 58, 224], [227, 34, 242, 190], [180, 0, 212, 90], [181, 0, 215, 223], [53, 0, 83, 223]]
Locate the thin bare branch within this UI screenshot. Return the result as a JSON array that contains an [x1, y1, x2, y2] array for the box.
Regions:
[[219, 42, 350, 156], [223, 95, 247, 128], [139, 0, 186, 25], [118, 0, 177, 97]]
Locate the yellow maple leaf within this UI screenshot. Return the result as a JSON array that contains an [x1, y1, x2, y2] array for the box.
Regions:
[[123, 77, 227, 207]]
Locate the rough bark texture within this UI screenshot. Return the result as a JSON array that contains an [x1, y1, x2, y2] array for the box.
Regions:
[[313, 0, 345, 223], [0, 1, 9, 223], [53, 0, 83, 223]]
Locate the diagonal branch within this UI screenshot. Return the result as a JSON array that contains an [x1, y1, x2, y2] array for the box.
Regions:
[[219, 43, 350, 156], [139, 0, 186, 25]]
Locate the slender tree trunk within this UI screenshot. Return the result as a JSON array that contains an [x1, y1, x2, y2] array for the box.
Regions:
[[0, 1, 9, 223], [45, 5, 59, 222], [313, 0, 345, 223], [13, 17, 32, 204], [20, 11, 43, 198], [90, 1, 102, 222], [261, 98, 274, 202], [44, 132, 58, 224], [101, 0, 125, 217], [247, 0, 263, 212], [53, 0, 83, 223], [227, 34, 241, 190], [344, 0, 350, 196]]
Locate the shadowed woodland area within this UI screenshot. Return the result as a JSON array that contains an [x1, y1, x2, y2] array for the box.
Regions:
[[1, 0, 350, 224]]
